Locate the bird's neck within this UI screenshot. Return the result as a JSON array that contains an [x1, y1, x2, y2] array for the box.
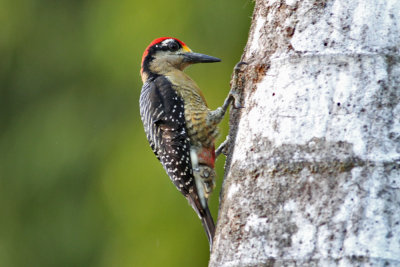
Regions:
[[165, 70, 208, 107]]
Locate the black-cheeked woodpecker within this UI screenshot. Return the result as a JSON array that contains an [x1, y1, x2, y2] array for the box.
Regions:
[[139, 37, 241, 248]]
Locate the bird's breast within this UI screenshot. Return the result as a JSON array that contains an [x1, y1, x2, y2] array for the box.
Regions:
[[165, 72, 219, 148]]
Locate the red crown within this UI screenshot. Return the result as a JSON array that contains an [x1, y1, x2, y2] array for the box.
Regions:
[[141, 37, 187, 65]]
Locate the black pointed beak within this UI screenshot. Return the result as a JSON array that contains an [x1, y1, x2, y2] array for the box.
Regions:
[[182, 52, 221, 64]]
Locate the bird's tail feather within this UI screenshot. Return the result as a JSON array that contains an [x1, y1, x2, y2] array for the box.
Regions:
[[187, 192, 215, 249], [201, 203, 215, 248]]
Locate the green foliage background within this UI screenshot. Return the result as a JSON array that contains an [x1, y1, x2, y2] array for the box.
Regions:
[[0, 0, 253, 266]]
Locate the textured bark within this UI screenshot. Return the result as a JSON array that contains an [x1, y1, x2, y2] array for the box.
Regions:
[[210, 0, 400, 266]]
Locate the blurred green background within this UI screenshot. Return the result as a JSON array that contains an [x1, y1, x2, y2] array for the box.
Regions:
[[0, 0, 253, 266]]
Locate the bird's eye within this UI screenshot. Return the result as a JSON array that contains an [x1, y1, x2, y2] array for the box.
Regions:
[[168, 41, 179, 51]]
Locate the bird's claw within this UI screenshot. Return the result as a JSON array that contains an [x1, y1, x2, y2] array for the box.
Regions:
[[229, 92, 243, 109], [215, 136, 230, 158], [234, 61, 248, 72]]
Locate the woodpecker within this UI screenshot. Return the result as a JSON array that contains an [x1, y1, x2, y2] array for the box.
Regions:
[[139, 37, 240, 248]]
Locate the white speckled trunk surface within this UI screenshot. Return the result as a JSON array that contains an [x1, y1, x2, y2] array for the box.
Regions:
[[210, 0, 400, 266]]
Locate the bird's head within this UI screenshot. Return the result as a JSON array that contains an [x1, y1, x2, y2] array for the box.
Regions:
[[140, 37, 221, 82]]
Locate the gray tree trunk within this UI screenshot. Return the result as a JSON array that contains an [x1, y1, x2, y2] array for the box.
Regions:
[[209, 0, 400, 266]]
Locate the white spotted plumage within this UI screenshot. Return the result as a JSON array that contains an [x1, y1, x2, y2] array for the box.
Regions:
[[139, 77, 195, 196]]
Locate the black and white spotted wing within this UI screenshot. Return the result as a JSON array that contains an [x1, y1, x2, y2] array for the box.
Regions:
[[139, 76, 194, 195]]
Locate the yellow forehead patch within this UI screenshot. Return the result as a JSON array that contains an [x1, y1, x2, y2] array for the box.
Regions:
[[182, 45, 192, 52]]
